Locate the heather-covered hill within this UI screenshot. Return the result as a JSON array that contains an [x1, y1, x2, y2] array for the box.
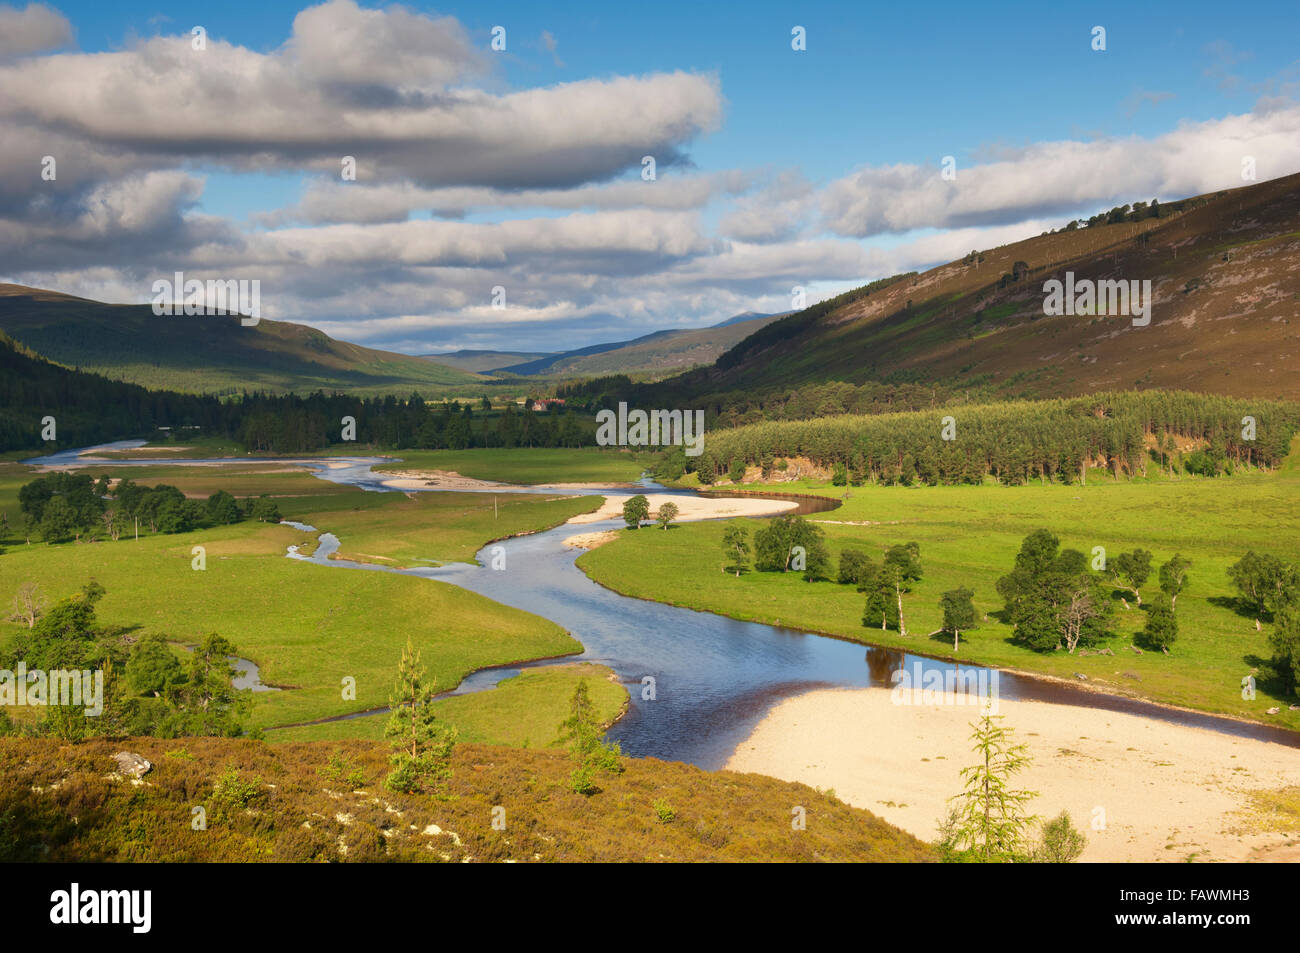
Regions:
[[0, 737, 934, 863], [663, 172, 1300, 406]]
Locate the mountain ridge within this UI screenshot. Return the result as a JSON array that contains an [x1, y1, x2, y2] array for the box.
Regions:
[[652, 172, 1300, 404], [484, 311, 789, 377], [0, 284, 485, 396]]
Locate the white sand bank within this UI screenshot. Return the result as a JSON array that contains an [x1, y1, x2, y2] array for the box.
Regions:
[[724, 687, 1300, 862]]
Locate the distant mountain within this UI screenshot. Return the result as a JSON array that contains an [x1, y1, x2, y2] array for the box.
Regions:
[[492, 312, 787, 378], [0, 285, 484, 396], [492, 334, 671, 376], [709, 310, 782, 329], [420, 349, 557, 373], [658, 172, 1300, 403]]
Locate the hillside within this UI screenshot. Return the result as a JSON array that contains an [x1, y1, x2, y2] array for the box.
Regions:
[[0, 285, 484, 396], [488, 311, 787, 378], [0, 329, 223, 451], [420, 349, 556, 373], [0, 737, 934, 862], [662, 172, 1300, 403]]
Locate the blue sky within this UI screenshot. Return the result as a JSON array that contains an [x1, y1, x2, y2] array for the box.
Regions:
[[60, 0, 1299, 220], [3, 0, 1298, 352]]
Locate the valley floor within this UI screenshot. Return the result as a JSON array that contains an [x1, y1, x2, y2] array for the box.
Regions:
[[725, 686, 1300, 863]]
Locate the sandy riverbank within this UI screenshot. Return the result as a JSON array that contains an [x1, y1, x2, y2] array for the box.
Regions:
[[566, 493, 797, 525], [562, 530, 621, 550], [724, 687, 1300, 862], [561, 494, 797, 547], [377, 468, 622, 492]]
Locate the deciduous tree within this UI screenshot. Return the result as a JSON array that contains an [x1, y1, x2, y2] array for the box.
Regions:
[[1158, 554, 1191, 609], [622, 494, 650, 529], [1141, 592, 1178, 652], [940, 587, 977, 652], [655, 501, 679, 530], [721, 522, 750, 576], [1109, 549, 1152, 606]]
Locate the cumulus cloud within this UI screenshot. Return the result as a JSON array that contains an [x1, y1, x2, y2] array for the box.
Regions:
[[239, 210, 715, 275], [820, 105, 1300, 237], [0, 170, 236, 271], [256, 171, 755, 226], [284, 0, 485, 90], [718, 170, 815, 243], [0, 2, 72, 58], [0, 0, 721, 188]]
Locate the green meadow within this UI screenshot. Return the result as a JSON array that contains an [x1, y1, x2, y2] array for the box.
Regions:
[[271, 663, 627, 746], [579, 442, 1300, 731], [291, 490, 601, 567], [0, 519, 579, 729], [89, 436, 249, 458], [0, 464, 609, 735], [0, 462, 31, 533]]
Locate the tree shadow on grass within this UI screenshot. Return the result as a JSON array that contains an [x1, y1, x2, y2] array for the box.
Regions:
[[1209, 594, 1271, 623], [1243, 654, 1292, 700], [1107, 587, 1147, 612], [927, 628, 971, 651]]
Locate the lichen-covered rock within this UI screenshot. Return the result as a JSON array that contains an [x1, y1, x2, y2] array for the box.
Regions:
[[111, 752, 152, 779]]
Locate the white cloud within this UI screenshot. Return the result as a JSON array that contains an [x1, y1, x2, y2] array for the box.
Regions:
[[717, 170, 815, 243], [257, 171, 755, 226], [0, 2, 72, 58], [821, 105, 1300, 237], [284, 0, 485, 89], [0, 0, 721, 188]]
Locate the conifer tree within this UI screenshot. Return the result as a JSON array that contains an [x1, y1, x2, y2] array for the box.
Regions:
[[939, 714, 1038, 862], [384, 638, 457, 794], [556, 679, 622, 795]]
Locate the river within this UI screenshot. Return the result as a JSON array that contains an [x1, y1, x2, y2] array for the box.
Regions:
[[25, 440, 1300, 767]]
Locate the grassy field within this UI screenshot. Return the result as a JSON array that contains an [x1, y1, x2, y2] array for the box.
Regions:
[[0, 462, 31, 537], [0, 518, 583, 729], [288, 490, 601, 567], [0, 458, 615, 732], [271, 663, 627, 745], [579, 441, 1300, 731], [88, 436, 249, 458], [0, 451, 624, 738], [0, 736, 933, 862], [370, 447, 654, 484]]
